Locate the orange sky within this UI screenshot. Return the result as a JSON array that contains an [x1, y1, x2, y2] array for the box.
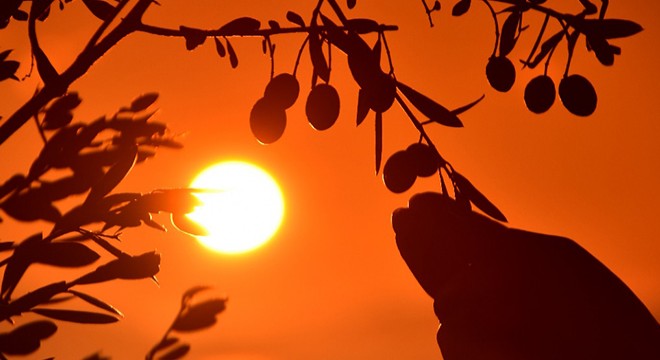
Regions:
[[1, 1, 658, 359]]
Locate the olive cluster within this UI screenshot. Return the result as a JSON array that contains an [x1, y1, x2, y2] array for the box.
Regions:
[[250, 73, 343, 144], [524, 73, 597, 116], [486, 56, 598, 117], [383, 143, 438, 193]]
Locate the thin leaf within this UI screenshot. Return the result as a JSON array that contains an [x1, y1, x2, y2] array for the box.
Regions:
[[309, 31, 329, 82], [225, 38, 238, 68], [157, 344, 190, 360], [451, 94, 485, 116], [81, 0, 115, 21], [172, 299, 226, 332], [452, 172, 507, 222], [8, 282, 68, 314], [452, 0, 471, 17], [73, 251, 160, 285], [346, 18, 380, 34], [0, 320, 57, 355], [268, 20, 280, 30], [499, 11, 521, 57], [0, 49, 12, 62], [34, 242, 100, 268], [375, 111, 383, 175], [171, 213, 208, 236], [219, 17, 260, 33], [31, 308, 119, 324], [356, 89, 370, 126], [285, 11, 305, 27], [581, 18, 643, 39], [85, 145, 137, 203], [523, 30, 564, 69], [1, 234, 42, 298], [68, 290, 124, 317], [211, 37, 225, 58], [130, 93, 159, 112], [396, 82, 463, 127], [182, 286, 212, 304], [179, 26, 206, 51], [578, 0, 598, 15]]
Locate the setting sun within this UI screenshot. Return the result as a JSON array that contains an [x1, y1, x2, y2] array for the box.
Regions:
[[187, 161, 285, 254]]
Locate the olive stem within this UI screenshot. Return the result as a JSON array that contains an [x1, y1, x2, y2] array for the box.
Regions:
[[481, 0, 500, 58]]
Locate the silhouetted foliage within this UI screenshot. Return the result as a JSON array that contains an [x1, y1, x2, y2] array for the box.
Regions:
[[0, 0, 654, 358]]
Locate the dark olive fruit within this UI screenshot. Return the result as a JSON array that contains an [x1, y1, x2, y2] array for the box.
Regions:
[[383, 150, 417, 193], [305, 84, 341, 131], [486, 56, 516, 92], [364, 72, 397, 112], [249, 97, 287, 144], [264, 73, 300, 109], [524, 75, 556, 114], [559, 74, 597, 116], [406, 143, 438, 177]]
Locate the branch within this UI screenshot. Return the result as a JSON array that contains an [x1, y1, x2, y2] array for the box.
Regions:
[[0, 0, 156, 146], [136, 23, 398, 38], [28, 0, 59, 85]]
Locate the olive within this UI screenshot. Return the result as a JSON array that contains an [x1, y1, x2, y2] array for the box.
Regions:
[[524, 75, 556, 114], [486, 56, 516, 92], [249, 97, 286, 144], [383, 150, 417, 193], [406, 143, 438, 177], [263, 73, 300, 109], [558, 74, 597, 116], [305, 83, 341, 131]]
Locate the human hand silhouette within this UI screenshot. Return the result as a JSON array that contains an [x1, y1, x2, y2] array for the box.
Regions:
[[392, 192, 660, 360]]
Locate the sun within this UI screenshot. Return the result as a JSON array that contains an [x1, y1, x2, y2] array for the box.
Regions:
[[187, 161, 285, 254]]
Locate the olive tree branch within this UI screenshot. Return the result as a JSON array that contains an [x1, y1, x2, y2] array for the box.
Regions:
[[136, 23, 398, 38]]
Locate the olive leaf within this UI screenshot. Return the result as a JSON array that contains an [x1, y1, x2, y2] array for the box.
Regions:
[[179, 26, 207, 51], [268, 20, 280, 30], [0, 59, 20, 81], [81, 0, 116, 21], [285, 11, 305, 27], [73, 251, 160, 285], [128, 93, 159, 112], [33, 242, 100, 268], [0, 321, 57, 355], [396, 82, 463, 127], [452, 172, 507, 222], [499, 11, 521, 57], [523, 30, 564, 69], [375, 111, 383, 175], [31, 308, 119, 324], [579, 19, 643, 39], [356, 89, 370, 126], [452, 0, 471, 17], [42, 92, 82, 130], [171, 298, 227, 332], [219, 17, 261, 33], [309, 30, 330, 82], [346, 18, 380, 34], [225, 38, 238, 68], [68, 290, 124, 317], [84, 145, 137, 204]]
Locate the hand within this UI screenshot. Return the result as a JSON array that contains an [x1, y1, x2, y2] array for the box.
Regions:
[[392, 192, 660, 360]]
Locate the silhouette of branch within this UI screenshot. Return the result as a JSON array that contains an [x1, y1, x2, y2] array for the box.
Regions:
[[0, 0, 155, 146], [136, 23, 398, 38], [84, 0, 131, 52]]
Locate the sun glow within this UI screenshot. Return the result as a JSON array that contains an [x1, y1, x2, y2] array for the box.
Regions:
[[187, 161, 285, 254]]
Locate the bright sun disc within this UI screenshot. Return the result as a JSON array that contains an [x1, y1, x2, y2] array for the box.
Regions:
[[187, 161, 285, 254]]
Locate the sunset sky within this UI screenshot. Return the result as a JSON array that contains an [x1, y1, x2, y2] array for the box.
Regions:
[[0, 0, 658, 359]]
